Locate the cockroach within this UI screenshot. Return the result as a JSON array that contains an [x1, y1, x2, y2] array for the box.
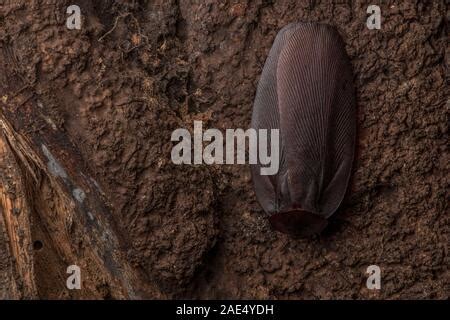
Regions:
[[251, 22, 356, 237]]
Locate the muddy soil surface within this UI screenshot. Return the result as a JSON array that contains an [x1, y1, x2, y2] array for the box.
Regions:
[[0, 1, 448, 299]]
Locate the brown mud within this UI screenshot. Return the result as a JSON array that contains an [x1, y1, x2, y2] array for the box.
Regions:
[[0, 0, 448, 299]]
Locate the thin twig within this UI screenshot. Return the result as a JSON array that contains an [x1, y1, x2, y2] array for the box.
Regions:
[[98, 13, 130, 42]]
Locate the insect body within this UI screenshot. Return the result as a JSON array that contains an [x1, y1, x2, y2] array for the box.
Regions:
[[251, 22, 356, 237]]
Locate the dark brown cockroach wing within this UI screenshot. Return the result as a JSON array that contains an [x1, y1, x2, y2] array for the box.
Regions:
[[251, 22, 356, 237]]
